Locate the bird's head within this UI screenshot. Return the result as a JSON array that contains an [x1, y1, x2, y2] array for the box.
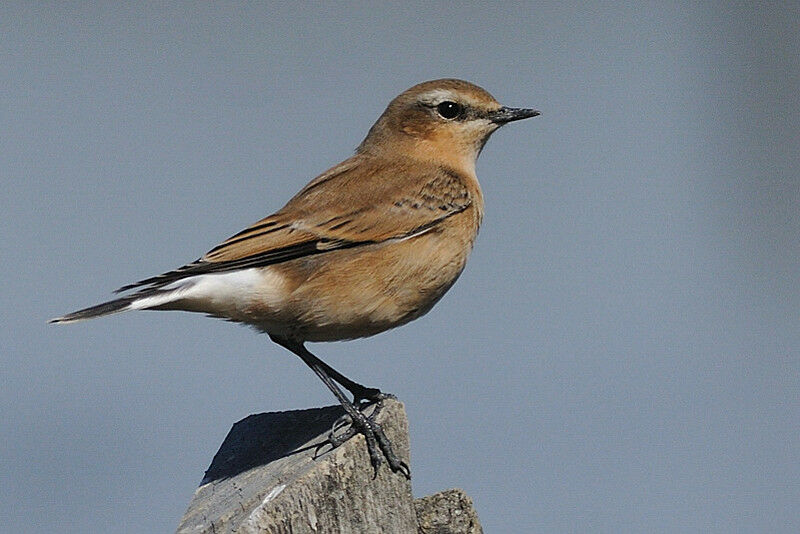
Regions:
[[358, 79, 539, 172]]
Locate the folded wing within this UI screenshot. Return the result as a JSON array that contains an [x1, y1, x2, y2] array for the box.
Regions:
[[116, 156, 472, 293]]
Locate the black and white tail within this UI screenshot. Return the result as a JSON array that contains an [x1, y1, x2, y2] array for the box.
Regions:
[[51, 266, 266, 325], [49, 286, 188, 324]]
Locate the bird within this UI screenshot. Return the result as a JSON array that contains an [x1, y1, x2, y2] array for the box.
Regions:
[[51, 79, 540, 478]]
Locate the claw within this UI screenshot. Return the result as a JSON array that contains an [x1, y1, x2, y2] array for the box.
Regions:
[[330, 413, 352, 435], [358, 391, 397, 406], [328, 426, 356, 448], [316, 399, 410, 479], [367, 418, 411, 479], [313, 440, 333, 458], [351, 386, 383, 404]]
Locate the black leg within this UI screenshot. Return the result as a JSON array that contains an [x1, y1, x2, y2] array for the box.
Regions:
[[270, 335, 384, 404], [307, 354, 384, 404], [270, 335, 410, 478]]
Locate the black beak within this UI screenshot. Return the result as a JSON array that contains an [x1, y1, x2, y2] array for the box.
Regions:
[[488, 106, 541, 124]]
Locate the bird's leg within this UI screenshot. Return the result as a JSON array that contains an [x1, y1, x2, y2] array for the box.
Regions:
[[318, 364, 395, 452], [272, 336, 392, 454], [270, 335, 410, 478], [273, 335, 387, 405], [310, 358, 393, 443], [308, 355, 386, 405]]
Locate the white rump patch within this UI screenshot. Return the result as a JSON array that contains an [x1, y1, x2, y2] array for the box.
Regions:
[[130, 267, 287, 320]]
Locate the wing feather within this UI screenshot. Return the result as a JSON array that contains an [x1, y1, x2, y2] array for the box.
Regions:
[[116, 156, 472, 293]]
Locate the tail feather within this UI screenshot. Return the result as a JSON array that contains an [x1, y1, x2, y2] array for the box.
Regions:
[[49, 287, 179, 324]]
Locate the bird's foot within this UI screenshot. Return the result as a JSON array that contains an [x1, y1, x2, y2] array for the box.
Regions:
[[316, 395, 410, 479], [350, 386, 394, 406]]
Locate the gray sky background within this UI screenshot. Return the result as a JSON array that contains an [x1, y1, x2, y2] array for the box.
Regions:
[[2, 3, 798, 532]]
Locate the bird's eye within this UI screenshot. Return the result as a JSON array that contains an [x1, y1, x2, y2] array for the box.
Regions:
[[436, 101, 463, 120]]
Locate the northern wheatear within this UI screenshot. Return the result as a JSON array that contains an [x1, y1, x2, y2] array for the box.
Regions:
[[52, 79, 539, 477]]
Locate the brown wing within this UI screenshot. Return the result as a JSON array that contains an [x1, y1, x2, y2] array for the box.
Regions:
[[116, 155, 471, 293]]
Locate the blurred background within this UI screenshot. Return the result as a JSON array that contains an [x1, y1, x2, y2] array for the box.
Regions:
[[2, 3, 798, 532]]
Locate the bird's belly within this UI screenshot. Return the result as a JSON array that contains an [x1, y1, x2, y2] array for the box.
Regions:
[[243, 228, 476, 342]]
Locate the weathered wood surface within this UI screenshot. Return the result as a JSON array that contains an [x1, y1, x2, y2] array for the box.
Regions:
[[176, 399, 481, 533], [415, 488, 483, 534]]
